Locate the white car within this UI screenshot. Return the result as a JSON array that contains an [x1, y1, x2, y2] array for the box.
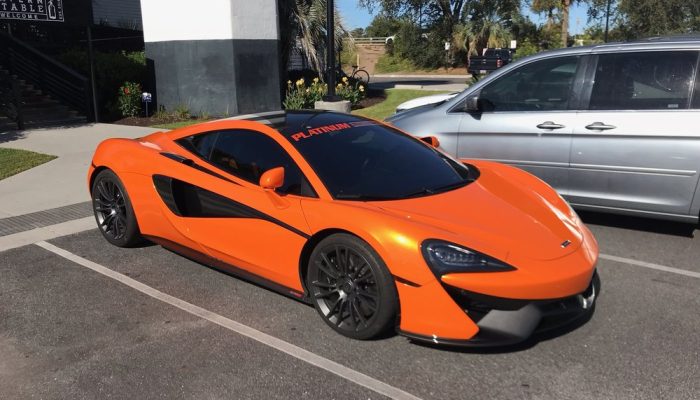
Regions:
[[395, 92, 460, 113]]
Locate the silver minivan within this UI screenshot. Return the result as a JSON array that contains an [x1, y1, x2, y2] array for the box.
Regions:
[[387, 37, 700, 224]]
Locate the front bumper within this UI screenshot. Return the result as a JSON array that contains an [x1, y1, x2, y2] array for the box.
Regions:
[[402, 270, 599, 347]]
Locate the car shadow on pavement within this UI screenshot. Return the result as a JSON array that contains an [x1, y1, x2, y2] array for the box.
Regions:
[[577, 210, 696, 238]]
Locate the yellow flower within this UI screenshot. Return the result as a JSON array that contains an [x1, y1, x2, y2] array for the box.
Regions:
[[313, 77, 319, 83], [296, 78, 304, 87], [359, 85, 365, 92], [306, 88, 310, 93], [287, 80, 292, 85], [342, 76, 348, 83], [336, 83, 343, 89]]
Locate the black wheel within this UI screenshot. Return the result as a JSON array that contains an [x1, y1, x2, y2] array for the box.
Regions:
[[352, 69, 370, 85], [91, 169, 143, 247], [307, 234, 398, 340]]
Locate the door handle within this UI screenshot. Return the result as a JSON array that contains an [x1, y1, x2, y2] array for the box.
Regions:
[[585, 122, 616, 131], [536, 121, 565, 130]]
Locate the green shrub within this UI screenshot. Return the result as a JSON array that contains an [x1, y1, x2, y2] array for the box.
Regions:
[[117, 82, 142, 117], [58, 49, 147, 120], [375, 53, 417, 73]]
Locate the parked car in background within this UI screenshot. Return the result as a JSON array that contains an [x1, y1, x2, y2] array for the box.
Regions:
[[388, 37, 700, 224], [395, 92, 459, 113], [467, 48, 515, 76]]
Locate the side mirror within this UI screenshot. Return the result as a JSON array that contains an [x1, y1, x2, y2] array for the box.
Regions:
[[420, 136, 440, 148], [465, 96, 481, 112], [259, 167, 285, 191]]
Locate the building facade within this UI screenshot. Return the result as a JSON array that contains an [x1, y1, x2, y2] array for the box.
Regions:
[[140, 0, 282, 116]]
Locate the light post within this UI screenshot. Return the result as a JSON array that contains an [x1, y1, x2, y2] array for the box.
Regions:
[[323, 0, 340, 101]]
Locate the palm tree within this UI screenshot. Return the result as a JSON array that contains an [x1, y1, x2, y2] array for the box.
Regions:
[[278, 0, 350, 77], [454, 6, 512, 60]]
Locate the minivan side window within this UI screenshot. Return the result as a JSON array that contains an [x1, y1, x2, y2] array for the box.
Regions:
[[478, 56, 580, 112], [589, 51, 698, 110], [178, 130, 314, 197]]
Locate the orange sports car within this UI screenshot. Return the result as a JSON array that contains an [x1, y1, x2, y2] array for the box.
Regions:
[[88, 110, 599, 346]]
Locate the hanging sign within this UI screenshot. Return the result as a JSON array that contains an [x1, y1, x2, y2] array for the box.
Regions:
[[0, 0, 64, 22]]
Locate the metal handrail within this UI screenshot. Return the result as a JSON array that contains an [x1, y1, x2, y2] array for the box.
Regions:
[[0, 31, 92, 124]]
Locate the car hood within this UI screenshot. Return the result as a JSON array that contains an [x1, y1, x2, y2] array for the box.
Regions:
[[396, 93, 459, 112], [372, 166, 583, 263]]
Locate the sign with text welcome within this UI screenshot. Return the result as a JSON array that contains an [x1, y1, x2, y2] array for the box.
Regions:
[[0, 0, 64, 22]]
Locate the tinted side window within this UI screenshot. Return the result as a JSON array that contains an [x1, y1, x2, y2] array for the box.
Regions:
[[183, 130, 312, 196], [479, 56, 580, 112], [589, 51, 698, 110], [179, 131, 217, 158]]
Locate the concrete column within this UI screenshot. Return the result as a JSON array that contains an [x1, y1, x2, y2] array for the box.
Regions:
[[140, 0, 281, 116]]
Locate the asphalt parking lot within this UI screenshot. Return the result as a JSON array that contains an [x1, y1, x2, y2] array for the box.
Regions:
[[1, 213, 699, 399]]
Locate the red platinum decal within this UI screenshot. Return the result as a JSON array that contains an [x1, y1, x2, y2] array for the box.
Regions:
[[291, 122, 374, 141]]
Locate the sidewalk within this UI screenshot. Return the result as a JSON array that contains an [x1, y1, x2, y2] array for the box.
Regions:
[[373, 74, 471, 79], [0, 123, 159, 218]]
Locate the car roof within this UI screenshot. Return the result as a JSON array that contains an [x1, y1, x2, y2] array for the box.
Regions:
[[532, 35, 700, 58]]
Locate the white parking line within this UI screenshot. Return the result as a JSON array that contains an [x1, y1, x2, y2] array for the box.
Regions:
[[599, 253, 700, 279], [35, 241, 422, 400]]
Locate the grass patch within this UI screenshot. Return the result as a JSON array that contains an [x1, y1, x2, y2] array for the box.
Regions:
[[353, 89, 450, 121], [150, 119, 210, 130], [0, 148, 57, 180]]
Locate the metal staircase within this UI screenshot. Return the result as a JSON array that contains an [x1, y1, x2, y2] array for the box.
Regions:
[[0, 32, 92, 130]]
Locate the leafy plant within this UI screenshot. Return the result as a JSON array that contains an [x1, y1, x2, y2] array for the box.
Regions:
[[283, 77, 365, 110], [117, 82, 142, 118], [173, 104, 191, 120]]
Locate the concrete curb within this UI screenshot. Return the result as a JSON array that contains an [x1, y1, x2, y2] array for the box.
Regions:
[[373, 74, 471, 79]]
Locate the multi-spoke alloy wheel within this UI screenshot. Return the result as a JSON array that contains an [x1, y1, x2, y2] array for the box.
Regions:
[[307, 234, 398, 340], [91, 169, 143, 247]]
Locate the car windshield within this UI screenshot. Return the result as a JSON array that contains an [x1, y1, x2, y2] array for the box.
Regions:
[[280, 114, 474, 200]]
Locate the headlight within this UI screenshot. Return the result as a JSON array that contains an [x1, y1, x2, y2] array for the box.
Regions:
[[421, 239, 515, 275]]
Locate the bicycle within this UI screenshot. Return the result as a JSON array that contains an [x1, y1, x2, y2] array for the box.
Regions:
[[349, 65, 370, 85]]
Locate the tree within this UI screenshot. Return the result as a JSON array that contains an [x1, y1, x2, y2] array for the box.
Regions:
[[530, 0, 577, 47], [617, 0, 700, 38], [278, 0, 349, 76], [452, 0, 520, 60], [365, 14, 403, 37]]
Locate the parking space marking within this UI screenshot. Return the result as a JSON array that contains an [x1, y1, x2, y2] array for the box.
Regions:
[[0, 217, 94, 252], [600, 253, 700, 279], [35, 241, 422, 400]]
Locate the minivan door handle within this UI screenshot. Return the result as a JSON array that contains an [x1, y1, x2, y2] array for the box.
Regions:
[[585, 122, 616, 131], [536, 121, 565, 130]]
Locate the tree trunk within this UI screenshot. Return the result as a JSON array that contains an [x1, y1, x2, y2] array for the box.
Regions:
[[561, 0, 570, 47]]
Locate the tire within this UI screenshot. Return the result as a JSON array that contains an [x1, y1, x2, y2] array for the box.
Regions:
[[352, 69, 370, 85], [306, 233, 398, 340], [91, 169, 143, 247]]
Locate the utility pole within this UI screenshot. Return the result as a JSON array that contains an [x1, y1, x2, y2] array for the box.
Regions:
[[604, 0, 611, 43]]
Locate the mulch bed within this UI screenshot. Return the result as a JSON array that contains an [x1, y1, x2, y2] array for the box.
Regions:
[[112, 89, 387, 126], [354, 89, 387, 109], [111, 116, 197, 127]]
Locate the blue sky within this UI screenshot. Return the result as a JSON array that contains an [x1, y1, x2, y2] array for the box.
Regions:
[[337, 0, 590, 35]]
